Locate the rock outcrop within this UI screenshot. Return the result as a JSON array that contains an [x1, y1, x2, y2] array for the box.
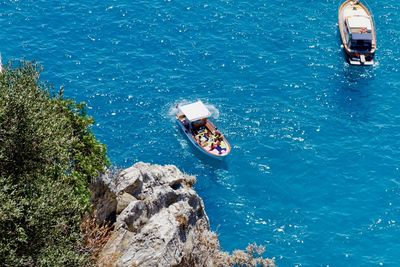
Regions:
[[93, 162, 275, 267]]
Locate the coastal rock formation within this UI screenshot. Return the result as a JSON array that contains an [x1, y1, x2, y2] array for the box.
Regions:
[[94, 162, 274, 267]]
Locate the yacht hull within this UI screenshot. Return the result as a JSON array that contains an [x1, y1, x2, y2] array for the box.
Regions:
[[338, 0, 376, 65]]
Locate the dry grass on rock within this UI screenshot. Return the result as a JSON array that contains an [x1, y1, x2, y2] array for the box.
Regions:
[[80, 211, 113, 263], [180, 222, 275, 267]]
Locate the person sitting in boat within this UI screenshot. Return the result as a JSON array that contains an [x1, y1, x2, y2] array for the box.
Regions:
[[214, 129, 224, 142], [200, 130, 210, 142], [194, 130, 209, 146], [360, 27, 368, 33], [182, 119, 190, 131], [191, 118, 207, 134], [209, 140, 227, 155]]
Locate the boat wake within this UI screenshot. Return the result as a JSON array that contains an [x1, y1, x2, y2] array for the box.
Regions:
[[205, 103, 220, 119]]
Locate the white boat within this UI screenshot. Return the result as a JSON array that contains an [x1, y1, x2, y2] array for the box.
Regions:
[[176, 101, 231, 159], [338, 0, 376, 65]]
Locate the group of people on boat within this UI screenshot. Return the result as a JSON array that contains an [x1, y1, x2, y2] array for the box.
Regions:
[[192, 120, 227, 155], [179, 114, 227, 155]]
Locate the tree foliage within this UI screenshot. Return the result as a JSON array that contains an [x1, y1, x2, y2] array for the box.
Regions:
[[0, 62, 108, 266]]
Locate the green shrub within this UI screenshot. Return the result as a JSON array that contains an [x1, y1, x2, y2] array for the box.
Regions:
[[0, 61, 108, 266]]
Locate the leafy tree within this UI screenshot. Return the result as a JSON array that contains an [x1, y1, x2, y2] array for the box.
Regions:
[[0, 62, 108, 266]]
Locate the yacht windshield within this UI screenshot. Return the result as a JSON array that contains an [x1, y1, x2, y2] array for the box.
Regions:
[[350, 33, 372, 51], [351, 40, 372, 51]]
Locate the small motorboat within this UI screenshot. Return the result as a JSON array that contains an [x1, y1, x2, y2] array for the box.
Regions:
[[338, 0, 376, 65], [176, 101, 231, 159]]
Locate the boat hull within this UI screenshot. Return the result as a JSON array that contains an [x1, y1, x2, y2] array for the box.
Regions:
[[176, 120, 230, 160], [338, 0, 376, 66]]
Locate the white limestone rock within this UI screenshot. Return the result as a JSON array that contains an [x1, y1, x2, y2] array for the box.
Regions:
[[96, 162, 217, 267]]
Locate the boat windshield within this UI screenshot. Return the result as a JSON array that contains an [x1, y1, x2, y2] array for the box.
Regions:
[[350, 40, 371, 51], [350, 33, 372, 51]]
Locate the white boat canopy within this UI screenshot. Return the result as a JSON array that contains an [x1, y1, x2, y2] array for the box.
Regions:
[[347, 16, 372, 31], [178, 100, 211, 122]]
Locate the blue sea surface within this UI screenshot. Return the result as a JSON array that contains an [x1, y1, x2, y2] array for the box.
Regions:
[[1, 0, 400, 265]]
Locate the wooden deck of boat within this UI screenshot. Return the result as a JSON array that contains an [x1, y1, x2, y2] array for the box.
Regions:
[[342, 1, 369, 18], [194, 126, 229, 156]]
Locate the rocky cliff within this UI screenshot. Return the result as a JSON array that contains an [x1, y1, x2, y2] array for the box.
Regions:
[[92, 162, 275, 267]]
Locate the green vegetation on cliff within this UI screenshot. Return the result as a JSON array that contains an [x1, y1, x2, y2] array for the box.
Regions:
[[0, 62, 108, 266]]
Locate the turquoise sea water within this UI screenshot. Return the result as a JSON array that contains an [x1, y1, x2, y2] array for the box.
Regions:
[[1, 0, 400, 265]]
